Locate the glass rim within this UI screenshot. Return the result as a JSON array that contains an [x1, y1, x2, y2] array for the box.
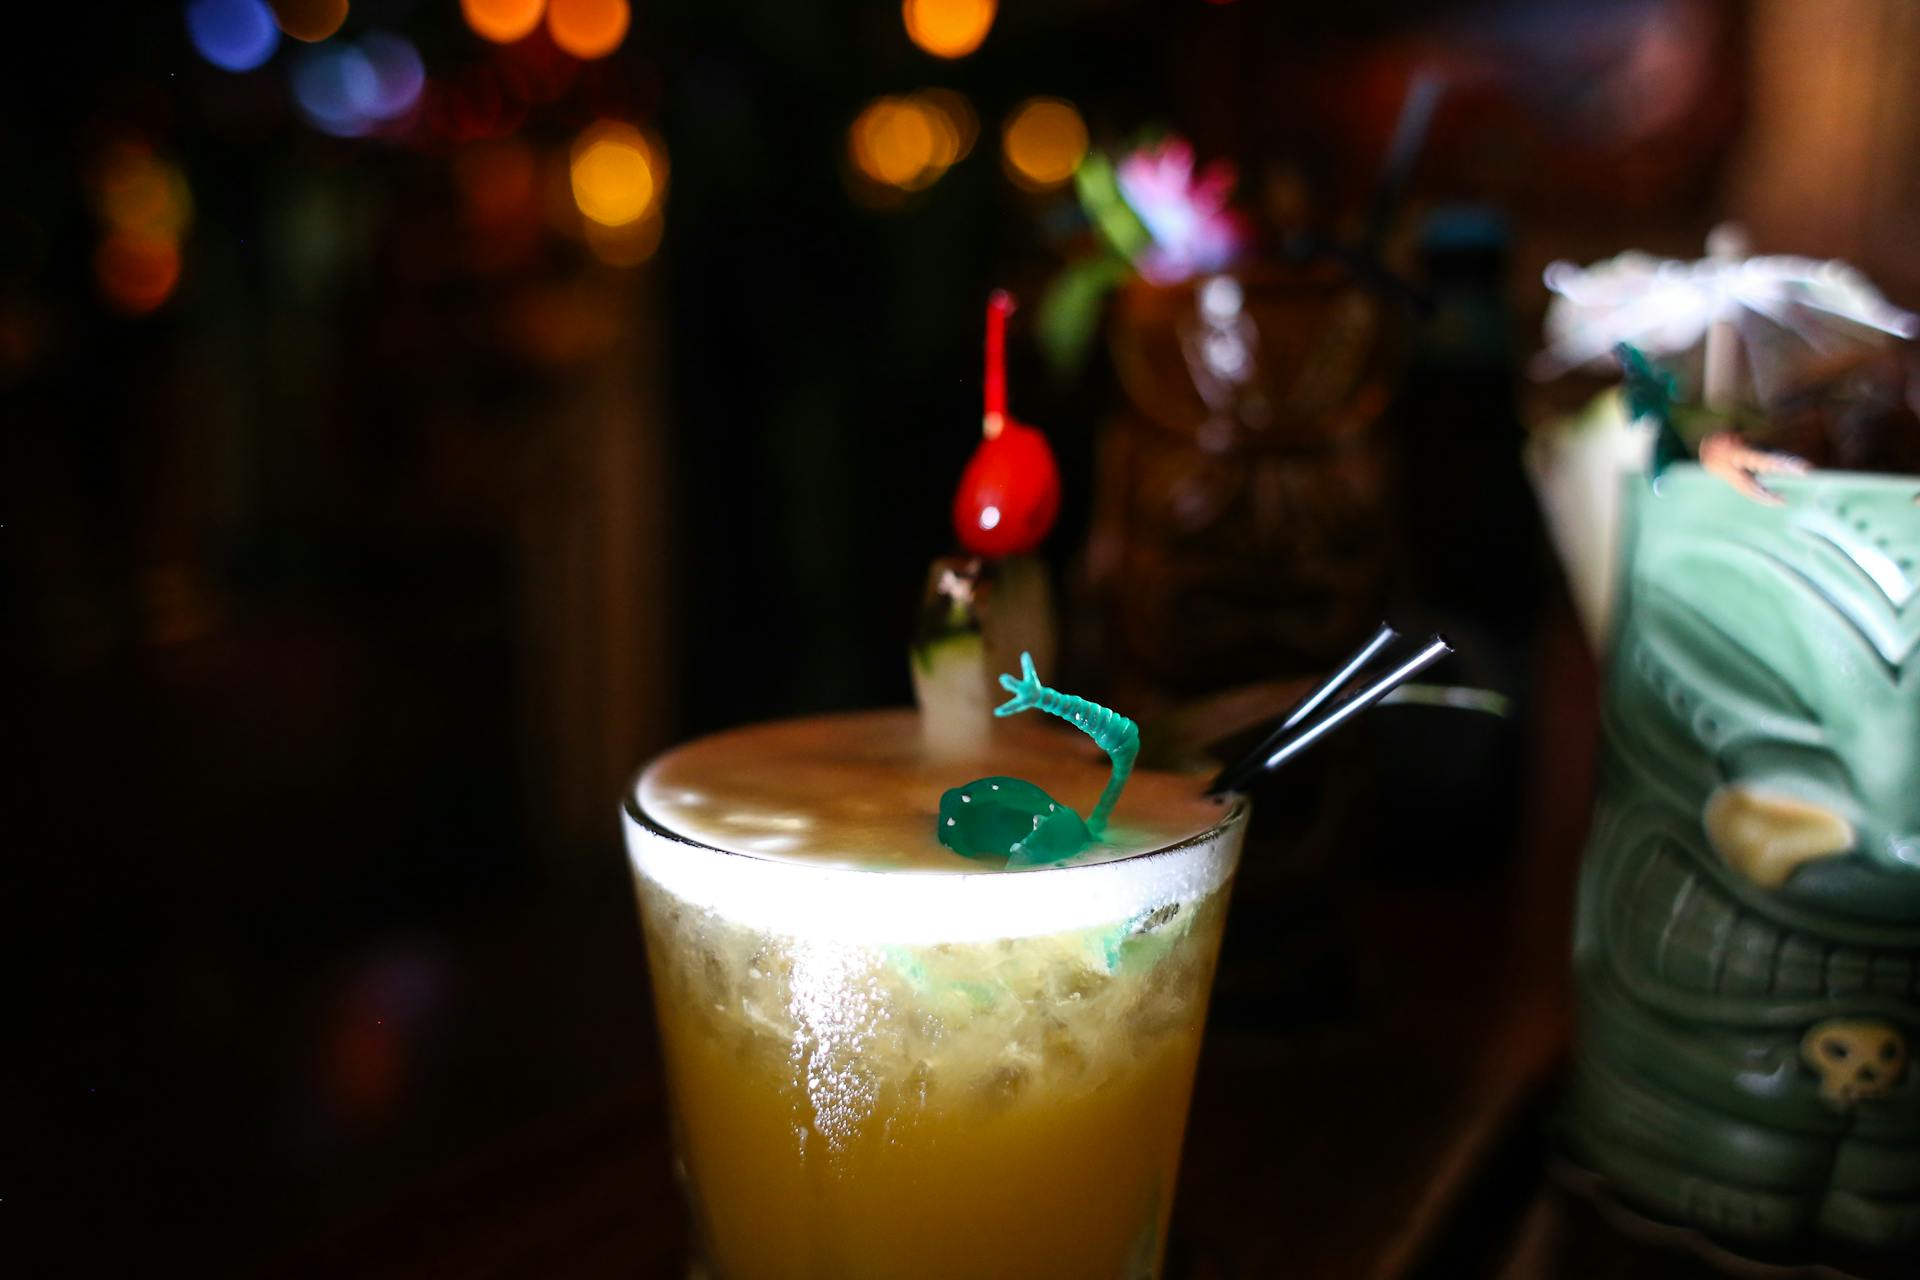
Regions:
[[623, 770, 1249, 880]]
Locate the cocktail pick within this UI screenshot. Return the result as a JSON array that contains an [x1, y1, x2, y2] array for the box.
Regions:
[[1206, 629, 1453, 796], [952, 291, 1062, 557]]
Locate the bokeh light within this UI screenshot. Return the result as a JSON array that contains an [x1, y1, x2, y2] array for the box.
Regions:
[[569, 122, 662, 227], [1001, 97, 1088, 190], [902, 0, 995, 60], [270, 0, 348, 42], [847, 91, 976, 198], [94, 146, 194, 241], [462, 0, 546, 45], [916, 88, 977, 166], [584, 212, 663, 267], [186, 0, 281, 73], [96, 234, 183, 315], [90, 140, 192, 316], [546, 0, 629, 60], [358, 32, 426, 118], [853, 98, 934, 188], [292, 45, 378, 136], [291, 32, 424, 137]]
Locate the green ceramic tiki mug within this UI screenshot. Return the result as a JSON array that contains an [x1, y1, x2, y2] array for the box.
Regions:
[[1567, 462, 1920, 1250]]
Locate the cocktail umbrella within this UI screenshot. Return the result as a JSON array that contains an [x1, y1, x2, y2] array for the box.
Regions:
[[1535, 231, 1919, 505], [1526, 236, 1915, 647], [1533, 233, 1918, 410]]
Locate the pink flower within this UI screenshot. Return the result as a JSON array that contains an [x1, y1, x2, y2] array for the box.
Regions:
[[1115, 139, 1251, 285]]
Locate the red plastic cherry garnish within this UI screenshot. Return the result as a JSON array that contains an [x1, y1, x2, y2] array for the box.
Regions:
[[954, 420, 1061, 556], [952, 291, 1061, 557]]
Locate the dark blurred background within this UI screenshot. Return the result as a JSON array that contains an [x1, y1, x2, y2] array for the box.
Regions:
[[11, 0, 1920, 1274]]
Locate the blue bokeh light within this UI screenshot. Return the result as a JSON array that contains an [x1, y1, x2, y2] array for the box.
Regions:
[[292, 34, 427, 139], [292, 46, 380, 138], [358, 33, 426, 122], [185, 0, 280, 74]]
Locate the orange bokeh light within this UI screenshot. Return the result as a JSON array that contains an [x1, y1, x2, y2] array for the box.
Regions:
[[916, 88, 977, 167], [849, 96, 955, 191], [93, 144, 193, 241], [1001, 97, 1088, 190], [546, 0, 629, 60], [95, 234, 182, 315], [570, 122, 663, 227], [270, 0, 350, 43], [902, 0, 995, 60], [584, 211, 663, 267], [462, 0, 546, 44]]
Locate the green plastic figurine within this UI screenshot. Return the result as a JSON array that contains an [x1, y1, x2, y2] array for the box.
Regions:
[[1615, 341, 1688, 478], [938, 653, 1139, 867]]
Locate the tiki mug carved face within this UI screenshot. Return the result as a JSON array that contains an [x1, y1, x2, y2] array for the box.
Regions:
[[1568, 465, 1920, 1251], [1092, 270, 1404, 695]]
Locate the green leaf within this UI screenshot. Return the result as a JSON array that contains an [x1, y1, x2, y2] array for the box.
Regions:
[[1074, 151, 1152, 262], [1037, 254, 1129, 378]]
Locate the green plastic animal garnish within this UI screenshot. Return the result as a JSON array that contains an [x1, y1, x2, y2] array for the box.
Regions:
[[1616, 342, 1688, 477], [937, 653, 1139, 867]]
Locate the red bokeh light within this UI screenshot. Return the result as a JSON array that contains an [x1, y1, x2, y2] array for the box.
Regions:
[[95, 234, 182, 314]]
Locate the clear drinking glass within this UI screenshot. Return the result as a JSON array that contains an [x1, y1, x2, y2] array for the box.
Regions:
[[623, 712, 1248, 1280]]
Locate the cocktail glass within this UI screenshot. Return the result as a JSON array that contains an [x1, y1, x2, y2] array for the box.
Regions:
[[623, 712, 1248, 1280]]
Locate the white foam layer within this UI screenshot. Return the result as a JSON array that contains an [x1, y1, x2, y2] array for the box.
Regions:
[[623, 794, 1246, 945]]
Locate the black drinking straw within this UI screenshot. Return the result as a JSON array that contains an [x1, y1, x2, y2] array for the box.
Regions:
[[1362, 70, 1444, 257], [1206, 631, 1453, 795], [1206, 623, 1398, 796], [1281, 68, 1446, 315]]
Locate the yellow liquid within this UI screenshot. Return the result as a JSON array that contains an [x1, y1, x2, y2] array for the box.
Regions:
[[629, 711, 1242, 1280]]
